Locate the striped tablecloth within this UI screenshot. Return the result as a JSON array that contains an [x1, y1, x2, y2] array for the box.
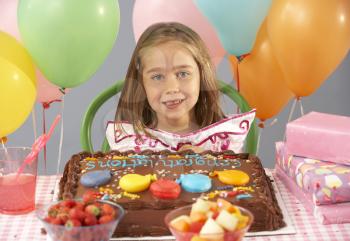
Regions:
[[0, 172, 350, 241]]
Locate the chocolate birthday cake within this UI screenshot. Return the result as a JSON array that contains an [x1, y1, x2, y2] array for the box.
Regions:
[[59, 150, 285, 237]]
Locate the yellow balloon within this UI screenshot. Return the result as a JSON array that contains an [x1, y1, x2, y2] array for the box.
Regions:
[[119, 174, 157, 193], [0, 58, 36, 138], [211, 170, 250, 186], [0, 31, 36, 86]]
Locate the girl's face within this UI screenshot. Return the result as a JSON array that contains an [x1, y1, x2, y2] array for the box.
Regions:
[[141, 41, 200, 131]]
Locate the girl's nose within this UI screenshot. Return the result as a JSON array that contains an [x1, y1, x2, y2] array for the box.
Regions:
[[164, 75, 180, 94]]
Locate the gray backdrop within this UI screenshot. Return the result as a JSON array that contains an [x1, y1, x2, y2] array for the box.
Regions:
[[8, 1, 350, 174]]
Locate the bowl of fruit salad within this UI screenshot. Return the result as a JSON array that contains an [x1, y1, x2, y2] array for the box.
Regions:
[[165, 198, 253, 241], [36, 193, 124, 241]]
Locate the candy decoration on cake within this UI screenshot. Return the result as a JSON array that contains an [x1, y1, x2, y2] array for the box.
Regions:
[[119, 174, 157, 193], [176, 174, 212, 193], [80, 170, 112, 187], [210, 170, 250, 186], [150, 179, 181, 199]]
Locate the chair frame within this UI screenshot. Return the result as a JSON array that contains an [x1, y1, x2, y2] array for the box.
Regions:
[[81, 80, 258, 154]]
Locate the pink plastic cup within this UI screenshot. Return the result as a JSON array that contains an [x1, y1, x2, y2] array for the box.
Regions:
[[0, 147, 38, 214]]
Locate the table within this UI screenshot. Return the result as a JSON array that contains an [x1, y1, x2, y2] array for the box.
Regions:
[[1, 172, 350, 241]]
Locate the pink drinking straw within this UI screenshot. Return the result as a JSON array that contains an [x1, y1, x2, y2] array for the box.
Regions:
[[16, 115, 61, 177]]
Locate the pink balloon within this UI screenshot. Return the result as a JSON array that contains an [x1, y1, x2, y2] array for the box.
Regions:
[[0, 0, 66, 104], [36, 70, 70, 104], [132, 0, 226, 66]]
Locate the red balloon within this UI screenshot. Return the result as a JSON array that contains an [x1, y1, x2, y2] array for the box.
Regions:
[[150, 179, 181, 199]]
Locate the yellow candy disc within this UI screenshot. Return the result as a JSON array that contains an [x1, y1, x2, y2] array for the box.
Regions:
[[212, 170, 250, 186], [119, 174, 157, 193]]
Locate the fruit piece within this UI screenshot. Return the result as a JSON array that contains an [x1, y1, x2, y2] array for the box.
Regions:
[[189, 221, 205, 233], [84, 214, 98, 226], [57, 212, 70, 223], [60, 199, 76, 208], [85, 204, 101, 217], [191, 235, 208, 241], [199, 218, 224, 236], [82, 190, 99, 203], [190, 211, 207, 223], [208, 201, 218, 212], [216, 198, 236, 213], [65, 219, 81, 228], [215, 210, 238, 231], [48, 207, 59, 218], [169, 215, 191, 232], [101, 203, 116, 217], [99, 215, 115, 224], [236, 215, 249, 230], [50, 217, 63, 225], [74, 201, 85, 211], [192, 199, 211, 213], [69, 208, 85, 221]]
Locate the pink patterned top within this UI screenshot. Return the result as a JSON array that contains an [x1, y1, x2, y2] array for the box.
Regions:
[[106, 110, 255, 153]]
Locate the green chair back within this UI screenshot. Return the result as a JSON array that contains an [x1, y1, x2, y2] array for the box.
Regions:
[[81, 80, 258, 154]]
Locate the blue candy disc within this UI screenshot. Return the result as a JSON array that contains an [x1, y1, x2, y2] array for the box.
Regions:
[[80, 170, 112, 187], [176, 174, 211, 193]]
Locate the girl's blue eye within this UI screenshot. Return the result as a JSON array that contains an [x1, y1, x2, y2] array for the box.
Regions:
[[177, 71, 190, 79], [151, 74, 164, 81]]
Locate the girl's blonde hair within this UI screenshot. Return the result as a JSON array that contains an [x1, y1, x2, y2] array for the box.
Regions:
[[115, 22, 225, 135]]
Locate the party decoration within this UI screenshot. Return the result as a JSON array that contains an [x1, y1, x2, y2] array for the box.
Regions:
[[18, 0, 120, 88], [0, 58, 36, 138], [133, 0, 225, 66], [80, 170, 112, 188], [0, 31, 36, 85], [194, 0, 272, 56], [267, 0, 350, 97], [176, 174, 212, 193], [0, 0, 67, 104], [0, 0, 20, 39], [210, 170, 250, 186], [233, 21, 293, 121], [119, 174, 157, 193], [36, 70, 70, 104], [150, 179, 181, 199]]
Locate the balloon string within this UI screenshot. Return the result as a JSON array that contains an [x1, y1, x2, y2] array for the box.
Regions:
[[235, 60, 241, 114], [299, 98, 305, 116], [1, 138, 10, 161], [283, 98, 298, 142], [52, 95, 65, 201], [270, 118, 278, 127], [256, 123, 264, 156], [42, 104, 47, 175], [31, 110, 37, 140]]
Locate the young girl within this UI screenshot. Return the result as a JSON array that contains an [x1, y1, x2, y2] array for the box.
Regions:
[[106, 22, 255, 153]]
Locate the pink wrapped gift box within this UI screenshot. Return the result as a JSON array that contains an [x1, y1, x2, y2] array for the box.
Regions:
[[276, 142, 350, 205], [286, 112, 350, 166], [276, 165, 350, 225]]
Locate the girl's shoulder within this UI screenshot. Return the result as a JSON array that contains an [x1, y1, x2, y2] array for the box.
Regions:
[[106, 110, 255, 153]]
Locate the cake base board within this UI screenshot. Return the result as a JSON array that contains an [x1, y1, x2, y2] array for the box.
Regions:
[[50, 170, 295, 240]]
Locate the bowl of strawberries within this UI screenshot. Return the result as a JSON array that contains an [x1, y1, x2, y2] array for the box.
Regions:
[[165, 198, 253, 241], [36, 191, 124, 241]]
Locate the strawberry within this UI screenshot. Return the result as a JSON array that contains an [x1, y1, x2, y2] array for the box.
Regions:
[[65, 219, 81, 228], [69, 208, 85, 221], [50, 217, 63, 225], [84, 214, 98, 226], [74, 201, 85, 211], [60, 199, 76, 208], [101, 203, 116, 217], [57, 212, 70, 223], [48, 207, 59, 218], [98, 215, 114, 224], [82, 190, 99, 203], [85, 204, 101, 217]]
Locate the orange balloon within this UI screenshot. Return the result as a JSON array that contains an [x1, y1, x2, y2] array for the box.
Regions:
[[230, 21, 293, 121], [267, 0, 350, 97]]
